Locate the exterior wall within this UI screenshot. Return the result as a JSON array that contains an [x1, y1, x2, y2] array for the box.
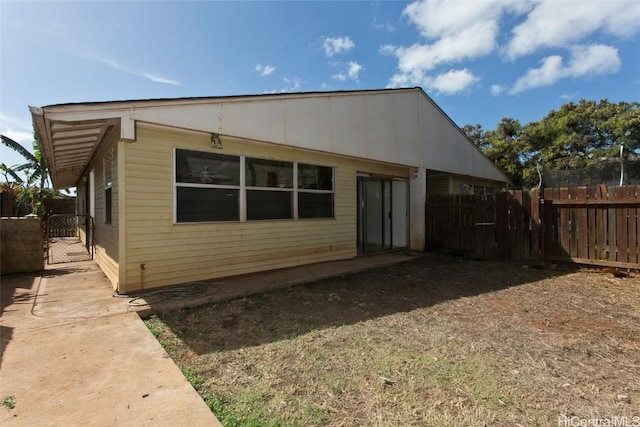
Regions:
[[86, 136, 120, 288], [129, 89, 507, 184], [122, 124, 409, 292], [450, 175, 504, 195], [1, 217, 44, 274], [420, 98, 507, 183], [131, 89, 423, 170], [427, 174, 451, 195], [427, 172, 505, 195]]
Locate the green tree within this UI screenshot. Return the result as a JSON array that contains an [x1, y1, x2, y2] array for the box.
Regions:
[[464, 99, 639, 188], [1, 134, 50, 214]]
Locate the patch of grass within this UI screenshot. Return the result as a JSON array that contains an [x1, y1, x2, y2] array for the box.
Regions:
[[144, 256, 640, 426], [145, 316, 178, 358], [180, 366, 288, 427], [1, 395, 16, 411]]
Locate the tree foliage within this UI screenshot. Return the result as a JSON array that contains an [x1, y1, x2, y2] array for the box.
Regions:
[[1, 133, 52, 214], [464, 100, 640, 188]]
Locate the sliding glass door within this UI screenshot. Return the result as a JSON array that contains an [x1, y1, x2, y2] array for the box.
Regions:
[[357, 177, 407, 254]]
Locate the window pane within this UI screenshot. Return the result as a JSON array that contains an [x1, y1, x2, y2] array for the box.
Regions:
[[176, 149, 240, 185], [105, 187, 112, 223], [247, 190, 292, 220], [246, 158, 293, 188], [177, 187, 239, 222], [299, 192, 333, 219], [298, 164, 333, 190]]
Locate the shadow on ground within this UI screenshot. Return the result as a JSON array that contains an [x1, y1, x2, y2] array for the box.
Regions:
[[153, 254, 570, 355], [0, 271, 41, 368]]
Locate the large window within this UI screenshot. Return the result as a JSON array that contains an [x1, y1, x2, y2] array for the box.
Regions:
[[174, 148, 334, 223], [175, 149, 240, 222]]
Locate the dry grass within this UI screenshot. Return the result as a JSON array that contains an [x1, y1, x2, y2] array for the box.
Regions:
[[146, 254, 640, 426]]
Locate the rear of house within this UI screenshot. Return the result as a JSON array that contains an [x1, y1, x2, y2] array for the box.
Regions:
[[31, 87, 509, 293]]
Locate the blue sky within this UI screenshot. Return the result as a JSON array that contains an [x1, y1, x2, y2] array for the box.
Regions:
[[2, 0, 639, 172]]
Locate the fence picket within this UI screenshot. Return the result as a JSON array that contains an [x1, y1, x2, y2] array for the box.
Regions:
[[576, 187, 588, 260], [586, 187, 597, 260], [615, 186, 629, 263]]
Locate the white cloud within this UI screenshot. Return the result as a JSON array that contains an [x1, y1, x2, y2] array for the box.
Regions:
[[142, 73, 181, 85], [255, 64, 276, 76], [2, 130, 33, 147], [510, 44, 620, 94], [567, 44, 620, 75], [423, 69, 479, 95], [399, 0, 527, 68], [332, 61, 364, 82], [491, 84, 506, 96], [322, 36, 355, 57], [262, 65, 276, 76], [379, 44, 397, 56], [507, 0, 640, 58], [388, 67, 478, 94], [385, 0, 636, 94], [374, 20, 395, 33], [511, 55, 564, 94], [0, 126, 34, 170], [385, 0, 522, 89], [0, 113, 32, 132], [281, 77, 302, 92], [559, 91, 580, 101], [0, 113, 34, 162], [82, 53, 181, 86]]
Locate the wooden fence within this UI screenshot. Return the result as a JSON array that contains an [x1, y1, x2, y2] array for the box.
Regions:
[[0, 192, 75, 218], [425, 185, 640, 269]]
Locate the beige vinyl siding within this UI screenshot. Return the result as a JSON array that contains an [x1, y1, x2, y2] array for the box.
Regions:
[[89, 137, 120, 289], [427, 174, 451, 195], [427, 172, 505, 195], [451, 175, 503, 195], [122, 124, 408, 291]]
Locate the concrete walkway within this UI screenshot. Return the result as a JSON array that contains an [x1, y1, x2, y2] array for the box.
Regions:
[[0, 252, 417, 426], [0, 261, 221, 427]]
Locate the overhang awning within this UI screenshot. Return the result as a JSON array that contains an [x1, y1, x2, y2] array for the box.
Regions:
[[30, 106, 121, 189]]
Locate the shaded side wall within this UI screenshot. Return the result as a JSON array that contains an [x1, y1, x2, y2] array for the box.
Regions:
[[1, 217, 43, 274]]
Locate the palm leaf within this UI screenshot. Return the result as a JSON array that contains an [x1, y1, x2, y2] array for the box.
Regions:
[[1, 134, 38, 164], [0, 163, 24, 183]]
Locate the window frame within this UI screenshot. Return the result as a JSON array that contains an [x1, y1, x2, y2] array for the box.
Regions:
[[173, 148, 241, 223], [173, 147, 335, 224], [297, 163, 335, 219]]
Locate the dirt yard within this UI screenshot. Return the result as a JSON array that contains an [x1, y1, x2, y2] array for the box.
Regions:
[[145, 254, 640, 426]]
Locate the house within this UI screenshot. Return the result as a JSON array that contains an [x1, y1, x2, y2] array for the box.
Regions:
[[31, 87, 509, 293]]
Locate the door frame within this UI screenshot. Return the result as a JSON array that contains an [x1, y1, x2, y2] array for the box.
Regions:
[[357, 175, 408, 255]]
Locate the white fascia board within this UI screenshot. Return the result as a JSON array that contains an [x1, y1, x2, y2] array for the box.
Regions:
[[42, 108, 135, 141]]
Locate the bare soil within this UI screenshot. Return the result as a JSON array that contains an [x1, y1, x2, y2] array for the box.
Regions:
[[146, 254, 640, 426]]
